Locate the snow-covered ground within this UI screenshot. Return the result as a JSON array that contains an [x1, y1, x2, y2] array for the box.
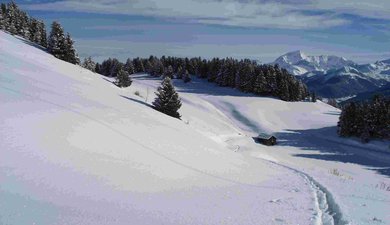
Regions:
[[1, 31, 389, 225]]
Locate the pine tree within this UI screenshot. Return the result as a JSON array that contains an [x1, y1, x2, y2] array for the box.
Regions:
[[115, 66, 132, 88], [17, 10, 29, 38], [153, 77, 182, 119], [64, 32, 80, 64], [0, 4, 5, 30], [311, 92, 316, 102], [38, 20, 47, 48], [0, 3, 6, 17], [6, 1, 17, 34], [164, 65, 174, 78], [338, 103, 355, 137], [154, 59, 165, 76], [95, 63, 101, 74], [82, 57, 96, 72], [124, 58, 134, 75], [176, 65, 184, 79], [266, 68, 277, 94], [48, 21, 67, 60], [145, 60, 153, 75], [183, 70, 191, 83], [253, 71, 267, 95], [110, 59, 122, 77], [133, 57, 144, 73], [29, 18, 40, 43]]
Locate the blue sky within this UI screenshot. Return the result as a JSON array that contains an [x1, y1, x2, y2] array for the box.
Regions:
[[5, 0, 390, 63]]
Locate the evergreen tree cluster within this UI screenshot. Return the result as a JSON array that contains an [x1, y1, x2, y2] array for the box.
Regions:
[[0, 1, 79, 65], [0, 1, 47, 47], [338, 96, 390, 142], [96, 58, 123, 77], [48, 21, 79, 64], [82, 57, 96, 72], [96, 56, 309, 102], [88, 57, 132, 88]]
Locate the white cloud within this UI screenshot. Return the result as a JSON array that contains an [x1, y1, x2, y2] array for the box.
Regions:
[[311, 0, 390, 20], [23, 0, 349, 29]]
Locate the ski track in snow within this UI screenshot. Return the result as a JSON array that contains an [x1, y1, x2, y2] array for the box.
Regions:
[[267, 161, 347, 225]]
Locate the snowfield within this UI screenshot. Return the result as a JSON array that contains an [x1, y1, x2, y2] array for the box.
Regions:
[[1, 31, 389, 225]]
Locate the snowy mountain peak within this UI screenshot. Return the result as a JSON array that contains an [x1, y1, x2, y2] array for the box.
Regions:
[[273, 51, 356, 76], [275, 50, 308, 65]]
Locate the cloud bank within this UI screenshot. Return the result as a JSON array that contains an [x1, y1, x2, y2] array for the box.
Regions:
[[20, 0, 366, 29]]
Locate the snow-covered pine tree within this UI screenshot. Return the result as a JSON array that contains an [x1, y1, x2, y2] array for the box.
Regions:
[[236, 61, 255, 92], [109, 58, 122, 77], [153, 77, 182, 119], [115, 66, 132, 88], [277, 77, 290, 101], [183, 70, 191, 83], [82, 57, 96, 72], [207, 58, 220, 82], [176, 66, 184, 79], [155, 59, 165, 76], [64, 33, 80, 65], [253, 71, 267, 95], [124, 58, 134, 75], [0, 4, 5, 30], [287, 79, 298, 101], [48, 21, 67, 60], [133, 57, 145, 73], [338, 103, 353, 137], [266, 67, 276, 95], [17, 10, 30, 38], [298, 81, 309, 100], [144, 60, 153, 75], [0, 3, 5, 13], [29, 18, 40, 44], [95, 63, 101, 74], [5, 1, 17, 34], [164, 65, 174, 78], [368, 96, 389, 139], [216, 60, 230, 87], [311, 92, 316, 102], [38, 20, 47, 48]]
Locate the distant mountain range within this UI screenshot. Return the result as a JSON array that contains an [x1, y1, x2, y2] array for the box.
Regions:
[[273, 51, 390, 99], [341, 83, 390, 104]]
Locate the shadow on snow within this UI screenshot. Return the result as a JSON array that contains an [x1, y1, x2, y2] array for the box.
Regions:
[[275, 126, 390, 177], [120, 95, 152, 108]]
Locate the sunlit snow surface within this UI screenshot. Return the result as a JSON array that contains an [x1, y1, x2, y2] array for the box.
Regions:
[[1, 31, 389, 225]]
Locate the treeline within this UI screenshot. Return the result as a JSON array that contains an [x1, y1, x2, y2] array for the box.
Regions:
[[0, 1, 79, 64], [92, 56, 309, 101], [338, 96, 390, 142], [0, 1, 46, 47]]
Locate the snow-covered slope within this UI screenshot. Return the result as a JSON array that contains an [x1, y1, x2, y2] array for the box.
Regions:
[[1, 31, 390, 225], [273, 50, 355, 76], [0, 31, 322, 225]]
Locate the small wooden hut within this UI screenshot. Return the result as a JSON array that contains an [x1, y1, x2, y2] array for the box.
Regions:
[[255, 133, 277, 146]]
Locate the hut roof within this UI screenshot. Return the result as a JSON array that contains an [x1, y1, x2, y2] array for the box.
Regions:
[[257, 133, 276, 140]]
